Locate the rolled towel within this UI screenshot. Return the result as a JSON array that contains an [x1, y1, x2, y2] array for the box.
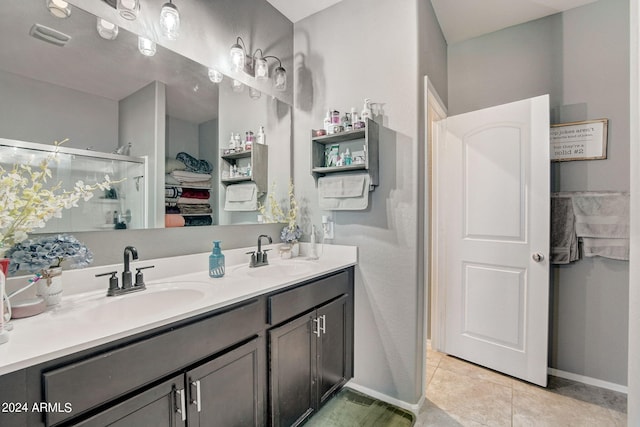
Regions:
[[176, 152, 213, 174], [165, 214, 185, 227]]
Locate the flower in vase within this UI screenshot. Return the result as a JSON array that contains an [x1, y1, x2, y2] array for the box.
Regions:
[[281, 224, 302, 244], [5, 234, 93, 276]]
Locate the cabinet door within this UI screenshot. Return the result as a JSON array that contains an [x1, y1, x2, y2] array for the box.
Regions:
[[73, 375, 186, 427], [317, 294, 352, 405], [186, 337, 264, 427], [269, 312, 317, 427]]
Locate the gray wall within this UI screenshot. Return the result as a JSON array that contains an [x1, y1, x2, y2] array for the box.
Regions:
[[293, 0, 446, 404], [448, 0, 630, 386], [0, 69, 118, 151]]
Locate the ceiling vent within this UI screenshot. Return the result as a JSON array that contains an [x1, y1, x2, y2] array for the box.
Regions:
[[29, 23, 71, 47]]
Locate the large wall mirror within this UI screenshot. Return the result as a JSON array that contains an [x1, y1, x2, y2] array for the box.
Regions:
[[0, 0, 292, 233]]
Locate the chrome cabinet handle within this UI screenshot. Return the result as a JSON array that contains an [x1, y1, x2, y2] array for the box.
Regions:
[[175, 388, 186, 422], [313, 317, 321, 337], [190, 380, 202, 412], [532, 253, 544, 262], [319, 315, 326, 335]]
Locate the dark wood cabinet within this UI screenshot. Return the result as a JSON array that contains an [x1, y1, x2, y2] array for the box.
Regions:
[[73, 375, 186, 427], [186, 337, 264, 427], [0, 267, 354, 427], [269, 294, 352, 427]]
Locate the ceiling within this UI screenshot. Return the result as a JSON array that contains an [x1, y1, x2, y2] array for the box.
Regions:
[[266, 0, 599, 44]]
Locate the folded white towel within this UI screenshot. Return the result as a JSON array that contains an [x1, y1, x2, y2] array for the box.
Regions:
[[171, 170, 212, 182], [318, 174, 370, 211], [224, 183, 258, 211]]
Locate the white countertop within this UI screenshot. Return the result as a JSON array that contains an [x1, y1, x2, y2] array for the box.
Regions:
[[0, 243, 357, 376]]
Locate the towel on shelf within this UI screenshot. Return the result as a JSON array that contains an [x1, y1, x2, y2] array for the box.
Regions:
[[165, 205, 180, 214], [224, 182, 258, 211], [571, 192, 630, 261], [165, 186, 183, 199], [177, 197, 210, 205], [171, 170, 212, 182], [178, 204, 212, 215], [184, 215, 213, 226], [176, 152, 213, 174], [181, 188, 210, 199], [318, 173, 370, 211], [550, 195, 579, 264], [165, 174, 181, 186], [165, 214, 185, 227]]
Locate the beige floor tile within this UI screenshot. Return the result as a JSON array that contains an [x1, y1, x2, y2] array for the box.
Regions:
[[426, 364, 437, 387], [416, 399, 484, 426], [437, 355, 515, 388], [427, 347, 445, 368], [427, 367, 512, 426], [512, 388, 619, 427]]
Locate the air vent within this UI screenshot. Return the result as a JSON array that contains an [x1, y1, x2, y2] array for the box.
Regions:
[[29, 23, 71, 47]]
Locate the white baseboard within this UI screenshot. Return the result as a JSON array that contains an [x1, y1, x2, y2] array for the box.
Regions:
[[548, 368, 628, 394], [344, 381, 425, 415]]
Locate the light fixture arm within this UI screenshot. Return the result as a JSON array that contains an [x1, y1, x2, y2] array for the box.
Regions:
[[262, 55, 283, 68], [235, 36, 247, 54]]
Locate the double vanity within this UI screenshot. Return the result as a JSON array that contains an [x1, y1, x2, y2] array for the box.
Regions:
[[0, 243, 357, 427]]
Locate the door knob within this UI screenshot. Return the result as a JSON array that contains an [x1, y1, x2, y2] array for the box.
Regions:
[[532, 253, 544, 262]]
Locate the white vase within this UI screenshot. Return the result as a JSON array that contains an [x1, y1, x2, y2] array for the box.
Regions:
[[290, 241, 300, 257], [37, 267, 63, 307]]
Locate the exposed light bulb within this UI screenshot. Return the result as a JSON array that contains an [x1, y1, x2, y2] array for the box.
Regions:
[[274, 66, 287, 92], [118, 0, 139, 20], [208, 68, 223, 84], [160, 1, 180, 40], [254, 57, 268, 80], [47, 0, 71, 18], [232, 79, 244, 93], [138, 37, 156, 57], [96, 18, 118, 40], [230, 44, 245, 72], [249, 87, 261, 100]]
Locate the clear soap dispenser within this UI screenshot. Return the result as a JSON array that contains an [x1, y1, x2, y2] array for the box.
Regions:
[[209, 240, 225, 278]]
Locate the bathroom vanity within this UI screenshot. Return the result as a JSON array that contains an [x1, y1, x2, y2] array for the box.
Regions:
[[0, 245, 356, 427]]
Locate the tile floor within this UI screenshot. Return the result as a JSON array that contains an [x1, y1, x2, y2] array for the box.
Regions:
[[415, 348, 627, 426]]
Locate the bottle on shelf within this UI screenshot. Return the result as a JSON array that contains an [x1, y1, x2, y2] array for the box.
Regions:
[[257, 126, 266, 145], [361, 98, 372, 122]]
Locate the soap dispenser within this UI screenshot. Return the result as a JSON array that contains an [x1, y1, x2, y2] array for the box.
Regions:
[[209, 240, 225, 278]]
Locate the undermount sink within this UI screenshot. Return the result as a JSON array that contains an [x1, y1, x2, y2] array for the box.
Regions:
[[239, 260, 315, 278], [71, 283, 209, 323]]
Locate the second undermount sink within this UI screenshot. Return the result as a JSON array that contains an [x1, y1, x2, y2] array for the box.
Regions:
[[240, 260, 315, 278]]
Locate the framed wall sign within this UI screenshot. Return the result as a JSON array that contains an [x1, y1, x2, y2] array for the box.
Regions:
[[550, 119, 608, 162]]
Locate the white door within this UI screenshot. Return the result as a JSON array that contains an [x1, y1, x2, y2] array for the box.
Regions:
[[436, 95, 550, 386]]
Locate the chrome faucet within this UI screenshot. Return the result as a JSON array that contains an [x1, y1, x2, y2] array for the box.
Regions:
[[249, 235, 272, 267], [122, 246, 139, 289]]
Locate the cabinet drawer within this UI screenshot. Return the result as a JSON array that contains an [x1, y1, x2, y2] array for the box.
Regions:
[[268, 270, 350, 326], [42, 298, 264, 426]]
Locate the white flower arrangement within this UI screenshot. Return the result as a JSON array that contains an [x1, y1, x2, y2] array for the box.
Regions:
[[0, 139, 114, 254], [258, 180, 301, 242]]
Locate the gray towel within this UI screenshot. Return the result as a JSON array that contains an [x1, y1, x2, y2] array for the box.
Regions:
[[571, 193, 630, 261], [550, 196, 578, 264]]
